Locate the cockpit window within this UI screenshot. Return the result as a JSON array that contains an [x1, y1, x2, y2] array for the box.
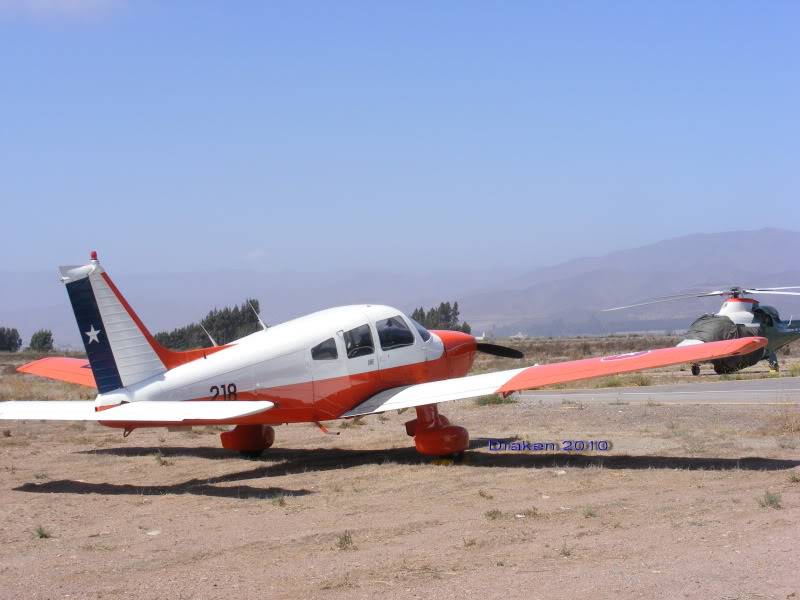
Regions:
[[755, 310, 775, 327], [409, 317, 432, 341], [377, 315, 415, 350], [311, 337, 338, 360], [344, 324, 374, 358]]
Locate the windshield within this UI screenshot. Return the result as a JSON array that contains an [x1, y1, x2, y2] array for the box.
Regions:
[[409, 317, 432, 342]]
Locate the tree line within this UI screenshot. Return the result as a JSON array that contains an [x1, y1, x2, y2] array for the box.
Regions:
[[154, 299, 264, 349], [0, 327, 53, 352], [1, 298, 468, 353], [0, 298, 263, 353], [410, 301, 471, 333]]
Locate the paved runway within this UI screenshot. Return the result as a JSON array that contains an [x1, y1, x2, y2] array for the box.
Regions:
[[517, 376, 800, 405]]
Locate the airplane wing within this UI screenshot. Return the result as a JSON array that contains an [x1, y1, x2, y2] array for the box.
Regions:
[[0, 400, 274, 422], [17, 357, 96, 388], [342, 337, 767, 417]]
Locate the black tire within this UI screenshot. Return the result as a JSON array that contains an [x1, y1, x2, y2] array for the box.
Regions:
[[691, 364, 701, 376], [713, 362, 736, 375]]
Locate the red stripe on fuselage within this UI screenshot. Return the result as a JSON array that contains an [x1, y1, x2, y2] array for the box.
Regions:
[[101, 341, 477, 429]]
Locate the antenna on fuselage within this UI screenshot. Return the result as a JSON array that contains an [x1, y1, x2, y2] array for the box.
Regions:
[[249, 301, 268, 331], [199, 322, 218, 347]]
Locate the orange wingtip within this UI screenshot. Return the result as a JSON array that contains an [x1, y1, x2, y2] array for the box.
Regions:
[[497, 337, 767, 393], [17, 357, 97, 388]]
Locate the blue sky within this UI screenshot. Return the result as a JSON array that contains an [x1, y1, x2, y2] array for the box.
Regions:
[[1, 1, 798, 273]]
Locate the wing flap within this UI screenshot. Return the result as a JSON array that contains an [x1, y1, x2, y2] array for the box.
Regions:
[[343, 337, 767, 416], [17, 357, 96, 388], [0, 400, 274, 422]]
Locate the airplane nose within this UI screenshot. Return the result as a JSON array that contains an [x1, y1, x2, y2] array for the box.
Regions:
[[430, 330, 476, 377]]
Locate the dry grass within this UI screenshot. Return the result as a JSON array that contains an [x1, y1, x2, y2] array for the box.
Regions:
[[764, 410, 800, 436], [757, 490, 782, 509], [0, 374, 96, 401], [335, 531, 355, 551], [484, 508, 503, 520], [153, 451, 174, 467], [0, 352, 95, 401], [1, 395, 799, 598]]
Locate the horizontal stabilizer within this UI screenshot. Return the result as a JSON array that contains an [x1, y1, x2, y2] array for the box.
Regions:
[[0, 400, 274, 423], [17, 357, 96, 388]]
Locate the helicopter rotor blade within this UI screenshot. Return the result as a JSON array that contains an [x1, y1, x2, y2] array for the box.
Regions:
[[603, 284, 800, 313], [476, 342, 525, 359], [742, 290, 800, 297]]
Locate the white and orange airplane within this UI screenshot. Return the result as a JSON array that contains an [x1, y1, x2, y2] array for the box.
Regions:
[[0, 253, 767, 457]]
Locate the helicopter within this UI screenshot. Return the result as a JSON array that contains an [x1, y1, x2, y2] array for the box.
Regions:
[[604, 286, 800, 375]]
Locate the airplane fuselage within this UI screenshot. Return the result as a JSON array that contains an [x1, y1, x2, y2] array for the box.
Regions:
[[96, 304, 477, 426]]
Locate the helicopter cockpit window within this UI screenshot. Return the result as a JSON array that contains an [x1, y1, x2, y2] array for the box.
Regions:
[[377, 315, 415, 350], [409, 317, 432, 342], [755, 311, 774, 327], [344, 324, 374, 359], [311, 337, 338, 360]]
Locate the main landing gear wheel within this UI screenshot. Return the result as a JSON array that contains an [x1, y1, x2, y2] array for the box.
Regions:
[[768, 351, 779, 373], [691, 364, 701, 376], [220, 425, 275, 458], [404, 404, 469, 457]]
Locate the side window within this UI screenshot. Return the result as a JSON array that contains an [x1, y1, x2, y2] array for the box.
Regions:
[[343, 324, 374, 358], [410, 317, 432, 341], [311, 338, 338, 360], [377, 315, 415, 350]]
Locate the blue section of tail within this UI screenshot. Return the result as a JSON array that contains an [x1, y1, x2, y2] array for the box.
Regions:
[[65, 277, 123, 394]]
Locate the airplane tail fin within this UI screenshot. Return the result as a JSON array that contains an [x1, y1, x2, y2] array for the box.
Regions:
[[60, 252, 224, 394]]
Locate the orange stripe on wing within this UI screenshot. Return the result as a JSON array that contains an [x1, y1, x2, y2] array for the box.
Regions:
[[496, 337, 767, 394]]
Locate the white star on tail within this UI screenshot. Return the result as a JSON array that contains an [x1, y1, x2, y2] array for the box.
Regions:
[[85, 325, 101, 344]]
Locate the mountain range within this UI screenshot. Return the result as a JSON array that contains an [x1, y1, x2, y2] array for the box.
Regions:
[[2, 228, 798, 348], [460, 228, 800, 335]]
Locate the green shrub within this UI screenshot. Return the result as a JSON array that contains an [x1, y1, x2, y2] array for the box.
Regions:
[[474, 394, 517, 406], [29, 329, 53, 352]]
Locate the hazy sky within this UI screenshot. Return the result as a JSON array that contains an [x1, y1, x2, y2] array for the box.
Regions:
[[1, 1, 798, 273]]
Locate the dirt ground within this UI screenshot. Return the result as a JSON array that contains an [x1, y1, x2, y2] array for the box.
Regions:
[[2, 391, 800, 599]]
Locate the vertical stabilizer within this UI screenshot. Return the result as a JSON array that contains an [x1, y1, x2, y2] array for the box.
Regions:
[[60, 253, 167, 393]]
